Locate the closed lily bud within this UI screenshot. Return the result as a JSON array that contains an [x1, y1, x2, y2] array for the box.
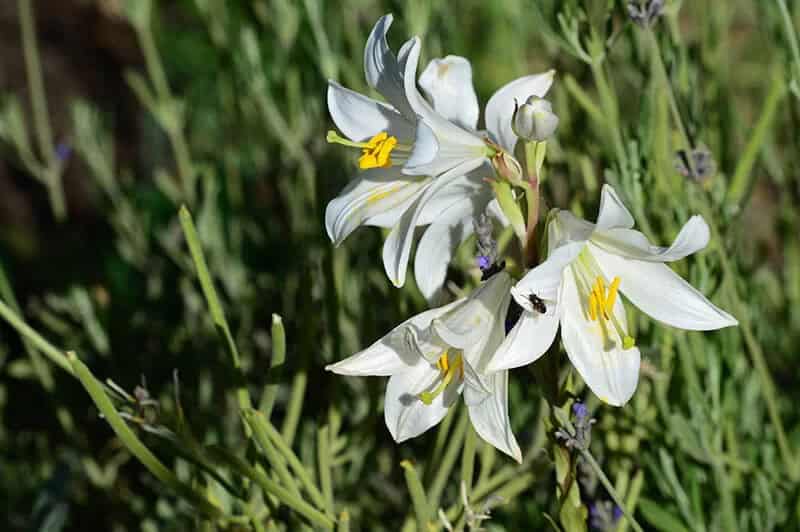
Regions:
[[512, 96, 559, 142]]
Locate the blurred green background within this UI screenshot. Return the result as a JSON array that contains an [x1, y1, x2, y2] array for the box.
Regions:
[[0, 0, 799, 530]]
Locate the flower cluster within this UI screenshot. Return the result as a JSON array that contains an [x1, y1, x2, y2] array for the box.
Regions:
[[324, 14, 737, 462]]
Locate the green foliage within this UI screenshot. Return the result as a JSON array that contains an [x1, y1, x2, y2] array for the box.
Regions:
[[0, 0, 799, 530]]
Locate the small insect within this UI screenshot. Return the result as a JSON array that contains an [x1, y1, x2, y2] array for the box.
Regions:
[[480, 260, 506, 281], [528, 293, 547, 314]]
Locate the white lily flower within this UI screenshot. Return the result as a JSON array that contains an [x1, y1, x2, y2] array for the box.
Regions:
[[326, 272, 522, 462], [489, 185, 738, 406], [326, 14, 557, 298], [383, 52, 556, 291]]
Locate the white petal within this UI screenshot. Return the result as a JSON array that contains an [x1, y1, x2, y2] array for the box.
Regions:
[[595, 184, 635, 231], [433, 272, 512, 349], [488, 310, 560, 371], [364, 14, 414, 118], [326, 303, 455, 375], [419, 56, 480, 130], [385, 362, 451, 442], [590, 243, 738, 330], [382, 160, 481, 287], [416, 171, 487, 226], [465, 371, 522, 463], [560, 271, 640, 406], [511, 241, 583, 311], [592, 215, 710, 262], [401, 40, 487, 176], [552, 211, 596, 246], [325, 169, 429, 245], [484, 71, 556, 152], [414, 205, 475, 302], [327, 81, 415, 142]]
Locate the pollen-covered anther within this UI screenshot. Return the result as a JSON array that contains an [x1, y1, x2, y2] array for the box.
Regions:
[[419, 351, 464, 405], [326, 130, 402, 170], [586, 276, 635, 350]]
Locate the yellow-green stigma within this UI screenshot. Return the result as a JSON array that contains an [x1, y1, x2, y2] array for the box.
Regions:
[[327, 130, 400, 170], [418, 351, 464, 405]]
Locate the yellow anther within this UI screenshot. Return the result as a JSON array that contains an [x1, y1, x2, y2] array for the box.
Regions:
[[326, 130, 400, 170], [588, 293, 598, 321], [605, 277, 620, 315], [358, 132, 397, 169], [419, 352, 463, 405]]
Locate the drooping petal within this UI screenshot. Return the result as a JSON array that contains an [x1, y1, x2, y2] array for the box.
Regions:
[[364, 14, 415, 118], [595, 184, 635, 231], [488, 310, 560, 371], [384, 362, 450, 442], [325, 169, 429, 245], [401, 40, 487, 176], [416, 171, 488, 226], [327, 81, 415, 142], [432, 272, 512, 349], [382, 160, 482, 287], [511, 241, 583, 311], [465, 371, 522, 463], [414, 203, 475, 302], [592, 215, 710, 262], [419, 55, 480, 130], [590, 243, 738, 331], [326, 303, 455, 376], [484, 71, 556, 152], [560, 272, 640, 406]]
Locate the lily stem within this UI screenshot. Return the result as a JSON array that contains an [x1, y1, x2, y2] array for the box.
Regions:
[[18, 0, 66, 221], [522, 141, 541, 267]]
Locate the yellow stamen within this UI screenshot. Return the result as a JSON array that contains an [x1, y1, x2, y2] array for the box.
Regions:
[[326, 130, 399, 170], [419, 352, 463, 405], [358, 132, 397, 169], [585, 275, 636, 350]]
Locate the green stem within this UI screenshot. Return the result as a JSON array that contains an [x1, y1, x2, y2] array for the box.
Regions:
[[579, 448, 644, 532], [281, 370, 307, 446], [179, 207, 253, 425], [18, 0, 66, 220], [69, 352, 224, 518], [590, 59, 628, 170], [460, 425, 478, 493], [646, 26, 697, 178], [317, 426, 335, 517], [401, 460, 431, 532], [260, 314, 286, 420], [522, 141, 541, 267], [777, 0, 800, 81], [0, 297, 72, 375]]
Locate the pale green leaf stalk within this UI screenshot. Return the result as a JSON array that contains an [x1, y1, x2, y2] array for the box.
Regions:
[[68, 352, 224, 519]]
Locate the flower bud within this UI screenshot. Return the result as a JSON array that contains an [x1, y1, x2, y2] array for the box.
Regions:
[[512, 96, 559, 142]]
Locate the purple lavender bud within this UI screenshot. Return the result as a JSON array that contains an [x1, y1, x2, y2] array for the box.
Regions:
[[573, 402, 588, 420], [477, 255, 491, 270], [612, 505, 623, 522], [55, 142, 72, 163]]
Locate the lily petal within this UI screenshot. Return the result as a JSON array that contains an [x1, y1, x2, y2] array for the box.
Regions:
[[419, 55, 480, 130], [433, 272, 512, 349], [488, 310, 559, 371], [590, 243, 738, 331], [595, 184, 635, 231], [465, 371, 522, 463], [327, 81, 415, 142], [385, 362, 450, 442], [592, 215, 710, 262], [364, 14, 415, 118], [325, 168, 428, 245], [401, 39, 487, 176], [326, 303, 456, 376], [414, 202, 475, 302], [512, 241, 583, 310], [485, 70, 556, 152], [560, 272, 640, 406], [382, 160, 482, 287]]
